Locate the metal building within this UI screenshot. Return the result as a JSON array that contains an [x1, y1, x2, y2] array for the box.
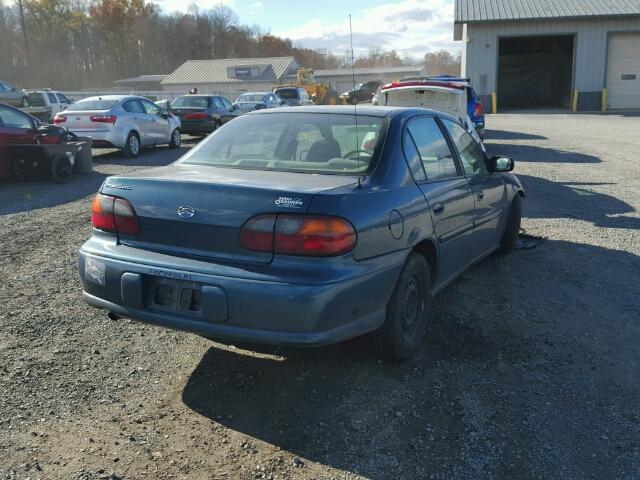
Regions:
[[454, 0, 640, 112]]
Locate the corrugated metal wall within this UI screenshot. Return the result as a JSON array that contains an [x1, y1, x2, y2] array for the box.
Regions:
[[463, 17, 640, 96]]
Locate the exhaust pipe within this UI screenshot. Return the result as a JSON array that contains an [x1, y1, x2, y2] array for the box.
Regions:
[[107, 311, 121, 321]]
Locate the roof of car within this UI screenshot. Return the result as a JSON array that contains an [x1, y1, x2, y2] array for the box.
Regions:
[[78, 95, 138, 102], [238, 92, 270, 95], [251, 105, 450, 119]]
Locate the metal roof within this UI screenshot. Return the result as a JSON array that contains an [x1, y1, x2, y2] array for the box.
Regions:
[[455, 0, 640, 23], [313, 65, 425, 77], [161, 57, 297, 85]]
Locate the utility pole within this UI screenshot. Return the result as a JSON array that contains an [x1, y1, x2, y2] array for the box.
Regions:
[[16, 0, 29, 64]]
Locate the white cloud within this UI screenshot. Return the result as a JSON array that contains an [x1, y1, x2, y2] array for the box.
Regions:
[[273, 0, 459, 60], [154, 0, 235, 14]]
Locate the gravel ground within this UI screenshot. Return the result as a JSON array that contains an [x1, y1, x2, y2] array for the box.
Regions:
[[1, 115, 639, 480]]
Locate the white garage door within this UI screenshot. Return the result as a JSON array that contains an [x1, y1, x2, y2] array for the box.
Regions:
[[606, 32, 640, 109]]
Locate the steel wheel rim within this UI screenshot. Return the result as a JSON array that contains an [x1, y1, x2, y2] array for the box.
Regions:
[[173, 130, 181, 146]]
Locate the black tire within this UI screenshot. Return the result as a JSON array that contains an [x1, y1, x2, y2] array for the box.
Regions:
[[123, 131, 140, 158], [51, 154, 72, 183], [13, 158, 29, 182], [376, 252, 431, 360], [496, 194, 522, 255], [169, 128, 181, 148], [21, 96, 29, 108]]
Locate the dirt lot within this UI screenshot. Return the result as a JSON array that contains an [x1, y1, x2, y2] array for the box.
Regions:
[[1, 114, 639, 480]]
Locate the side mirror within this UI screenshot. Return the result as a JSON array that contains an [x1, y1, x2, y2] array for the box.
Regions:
[[488, 156, 514, 173]]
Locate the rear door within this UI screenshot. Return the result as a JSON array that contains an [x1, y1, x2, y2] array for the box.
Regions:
[[404, 115, 475, 281], [0, 105, 37, 177], [441, 118, 505, 258]]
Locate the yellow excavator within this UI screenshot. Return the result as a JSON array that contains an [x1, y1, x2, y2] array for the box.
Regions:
[[278, 68, 342, 105]]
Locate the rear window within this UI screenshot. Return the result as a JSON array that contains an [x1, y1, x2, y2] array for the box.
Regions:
[[237, 94, 265, 102], [172, 96, 210, 108], [274, 89, 299, 99], [72, 98, 120, 111], [180, 112, 388, 175], [27, 92, 46, 107]]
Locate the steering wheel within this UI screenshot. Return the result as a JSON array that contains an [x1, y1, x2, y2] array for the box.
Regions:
[[343, 149, 373, 159]]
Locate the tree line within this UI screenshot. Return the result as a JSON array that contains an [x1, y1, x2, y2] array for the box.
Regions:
[[0, 0, 459, 90]]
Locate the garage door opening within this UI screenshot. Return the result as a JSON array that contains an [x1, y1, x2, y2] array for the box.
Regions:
[[498, 35, 574, 110]]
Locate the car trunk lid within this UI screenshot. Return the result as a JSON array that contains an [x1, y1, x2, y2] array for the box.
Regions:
[[171, 107, 208, 121], [381, 83, 468, 121], [61, 110, 112, 131], [100, 164, 358, 263]]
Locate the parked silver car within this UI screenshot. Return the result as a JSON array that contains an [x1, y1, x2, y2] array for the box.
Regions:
[[0, 80, 29, 107], [233, 92, 284, 113], [54, 95, 181, 157]]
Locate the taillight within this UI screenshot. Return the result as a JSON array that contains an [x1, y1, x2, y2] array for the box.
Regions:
[[185, 112, 209, 120], [53, 115, 67, 124], [240, 214, 276, 252], [474, 102, 484, 117], [91, 193, 139, 235], [90, 114, 117, 124], [240, 214, 356, 256]]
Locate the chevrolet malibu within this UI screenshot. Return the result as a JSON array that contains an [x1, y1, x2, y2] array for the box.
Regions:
[[55, 95, 182, 157], [78, 106, 523, 359]]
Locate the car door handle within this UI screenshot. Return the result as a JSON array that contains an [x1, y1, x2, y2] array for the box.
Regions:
[[476, 191, 485, 201], [432, 203, 445, 215]]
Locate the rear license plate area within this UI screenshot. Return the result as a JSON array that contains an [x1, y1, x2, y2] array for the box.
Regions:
[[148, 277, 203, 315]]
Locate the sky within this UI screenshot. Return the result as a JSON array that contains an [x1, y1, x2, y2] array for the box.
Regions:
[[152, 0, 460, 60]]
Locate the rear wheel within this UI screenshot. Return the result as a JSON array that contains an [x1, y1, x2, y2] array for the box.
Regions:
[[51, 154, 72, 183], [376, 252, 431, 360], [169, 128, 181, 148], [13, 158, 29, 181], [123, 131, 140, 158], [496, 194, 522, 255]]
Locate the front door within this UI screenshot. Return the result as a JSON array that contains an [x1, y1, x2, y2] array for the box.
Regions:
[[442, 118, 506, 259], [141, 99, 171, 143], [404, 116, 476, 283]]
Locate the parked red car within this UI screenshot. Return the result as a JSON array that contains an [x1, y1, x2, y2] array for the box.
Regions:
[[0, 102, 69, 179]]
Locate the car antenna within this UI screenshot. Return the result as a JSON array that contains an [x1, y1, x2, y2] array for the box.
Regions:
[[349, 14, 362, 189]]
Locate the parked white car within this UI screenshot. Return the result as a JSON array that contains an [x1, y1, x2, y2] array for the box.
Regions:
[[54, 95, 181, 157], [25, 90, 74, 121], [379, 80, 485, 149]]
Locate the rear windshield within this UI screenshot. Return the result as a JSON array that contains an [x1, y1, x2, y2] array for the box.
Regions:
[[274, 89, 299, 99], [72, 98, 120, 111], [172, 96, 210, 108], [237, 94, 265, 103], [180, 112, 387, 175]]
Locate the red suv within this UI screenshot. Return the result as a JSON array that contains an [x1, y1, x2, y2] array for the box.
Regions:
[[0, 103, 68, 179]]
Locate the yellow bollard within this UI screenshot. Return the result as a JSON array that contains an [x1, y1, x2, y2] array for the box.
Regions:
[[602, 89, 608, 112], [572, 90, 579, 112], [491, 92, 497, 114]]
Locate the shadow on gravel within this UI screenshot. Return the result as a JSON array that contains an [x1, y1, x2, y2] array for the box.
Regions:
[[182, 240, 640, 479], [518, 174, 640, 229], [483, 130, 547, 141], [91, 144, 192, 167], [0, 145, 190, 216], [486, 143, 601, 164]]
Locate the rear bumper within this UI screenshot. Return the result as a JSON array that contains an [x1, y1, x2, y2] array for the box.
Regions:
[[69, 129, 124, 148], [78, 243, 405, 346], [179, 120, 217, 135]]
